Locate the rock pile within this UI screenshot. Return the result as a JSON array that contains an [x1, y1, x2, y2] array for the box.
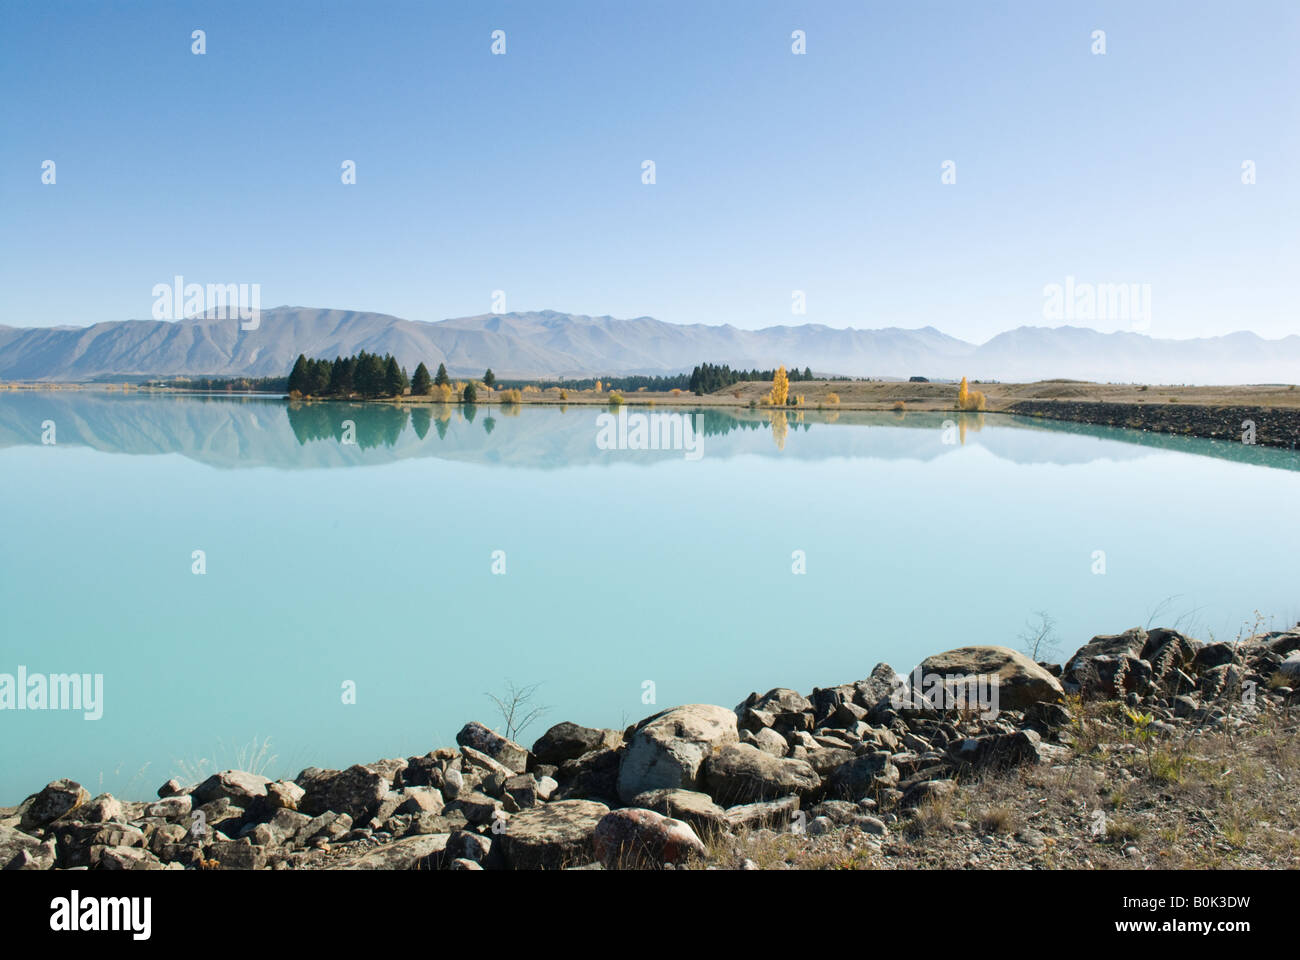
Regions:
[[3, 627, 1294, 871]]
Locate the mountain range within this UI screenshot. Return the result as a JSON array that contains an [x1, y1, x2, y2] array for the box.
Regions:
[[1, 307, 1296, 384]]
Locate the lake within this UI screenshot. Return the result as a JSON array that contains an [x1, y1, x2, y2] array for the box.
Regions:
[[1, 391, 1297, 803]]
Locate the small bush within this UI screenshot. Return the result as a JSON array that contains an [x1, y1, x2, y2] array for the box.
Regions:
[[825, 392, 840, 405], [609, 392, 625, 406], [892, 400, 906, 411]]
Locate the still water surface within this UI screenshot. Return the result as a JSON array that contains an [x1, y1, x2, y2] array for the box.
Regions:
[[1, 392, 1296, 801]]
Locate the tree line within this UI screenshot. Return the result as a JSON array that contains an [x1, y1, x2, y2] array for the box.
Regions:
[[288, 351, 412, 398], [689, 362, 819, 395]]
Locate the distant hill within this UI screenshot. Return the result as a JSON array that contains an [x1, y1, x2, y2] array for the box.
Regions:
[[0, 307, 1296, 384]]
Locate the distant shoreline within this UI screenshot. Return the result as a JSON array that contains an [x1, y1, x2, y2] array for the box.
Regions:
[[5, 379, 1300, 449]]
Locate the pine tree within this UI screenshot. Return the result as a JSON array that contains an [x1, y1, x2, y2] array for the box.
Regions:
[[463, 381, 478, 403], [383, 356, 404, 397], [435, 363, 449, 387], [412, 362, 432, 395], [483, 368, 496, 388], [288, 354, 309, 394]]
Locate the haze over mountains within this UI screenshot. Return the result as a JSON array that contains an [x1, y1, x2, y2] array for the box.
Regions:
[[1, 308, 1296, 385]]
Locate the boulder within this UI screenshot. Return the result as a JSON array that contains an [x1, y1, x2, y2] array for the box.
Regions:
[[191, 770, 271, 807], [0, 825, 43, 869], [734, 688, 814, 733], [206, 838, 267, 870], [18, 779, 90, 831], [616, 704, 739, 801], [554, 748, 622, 804], [825, 752, 899, 800], [4, 838, 57, 870], [531, 722, 622, 765], [743, 727, 789, 757], [1064, 629, 1148, 674], [700, 743, 820, 805], [457, 792, 505, 827], [724, 796, 801, 830], [144, 796, 192, 821], [500, 799, 609, 869], [456, 722, 529, 774], [593, 808, 706, 868], [918, 646, 1064, 711], [298, 765, 391, 821], [946, 730, 1044, 770], [80, 794, 124, 824], [853, 663, 905, 714], [335, 833, 450, 870], [397, 787, 444, 816], [901, 779, 956, 809], [629, 789, 728, 834]]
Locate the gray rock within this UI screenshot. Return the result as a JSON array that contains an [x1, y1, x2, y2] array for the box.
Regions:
[[191, 770, 270, 807], [18, 779, 90, 831], [616, 704, 739, 802], [79, 794, 124, 824], [298, 765, 391, 822], [4, 838, 57, 870], [458, 792, 505, 826], [531, 722, 622, 765], [629, 788, 728, 834], [901, 779, 956, 809], [143, 796, 193, 821], [825, 752, 899, 799], [442, 768, 464, 800], [700, 743, 820, 805], [593, 808, 706, 868], [724, 796, 801, 830], [457, 722, 529, 774], [917, 646, 1064, 711], [207, 838, 266, 870], [397, 787, 444, 816], [0, 824, 44, 869], [98, 846, 166, 871], [500, 799, 609, 870], [554, 747, 622, 804], [336, 833, 450, 870]]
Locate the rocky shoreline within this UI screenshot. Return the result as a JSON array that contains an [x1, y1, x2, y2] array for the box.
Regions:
[[1006, 399, 1300, 449], [4, 626, 1299, 871]]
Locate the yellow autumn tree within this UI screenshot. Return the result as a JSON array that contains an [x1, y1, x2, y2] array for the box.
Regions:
[[958, 377, 969, 409], [767, 365, 789, 406]]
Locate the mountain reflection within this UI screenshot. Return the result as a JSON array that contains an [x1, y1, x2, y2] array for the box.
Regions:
[[0, 391, 1295, 473]]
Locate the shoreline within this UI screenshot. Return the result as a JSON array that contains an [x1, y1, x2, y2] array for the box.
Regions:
[[4, 623, 1297, 870], [10, 379, 1299, 450]]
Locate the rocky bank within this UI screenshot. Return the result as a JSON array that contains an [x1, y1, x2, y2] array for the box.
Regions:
[[3, 626, 1298, 871]]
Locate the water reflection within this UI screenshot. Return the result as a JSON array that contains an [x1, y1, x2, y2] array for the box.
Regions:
[[0, 391, 1296, 473]]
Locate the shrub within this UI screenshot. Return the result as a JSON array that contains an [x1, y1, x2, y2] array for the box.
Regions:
[[608, 392, 625, 406], [558, 389, 568, 400], [825, 392, 840, 405], [893, 400, 906, 411], [502, 388, 522, 405]]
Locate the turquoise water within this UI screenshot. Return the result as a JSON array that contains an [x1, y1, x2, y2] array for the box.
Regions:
[[1, 391, 1298, 803]]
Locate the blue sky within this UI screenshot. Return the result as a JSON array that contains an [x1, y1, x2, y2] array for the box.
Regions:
[[1, 0, 1295, 340]]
